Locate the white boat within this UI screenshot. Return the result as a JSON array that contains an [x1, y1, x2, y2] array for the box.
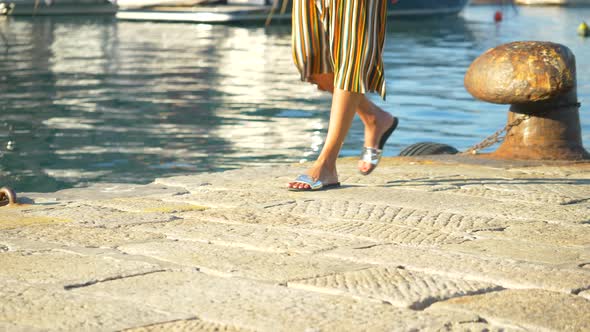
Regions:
[[0, 0, 117, 15], [116, 0, 210, 9], [116, 0, 471, 23]]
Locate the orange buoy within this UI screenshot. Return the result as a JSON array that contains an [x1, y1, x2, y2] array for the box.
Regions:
[[494, 11, 503, 22]]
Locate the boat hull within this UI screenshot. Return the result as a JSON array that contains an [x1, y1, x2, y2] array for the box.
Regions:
[[0, 0, 117, 15], [515, 0, 590, 5], [116, 0, 470, 23], [388, 0, 470, 16]]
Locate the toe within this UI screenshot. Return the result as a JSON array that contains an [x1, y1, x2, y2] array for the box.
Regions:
[[359, 161, 374, 173], [358, 161, 366, 171]]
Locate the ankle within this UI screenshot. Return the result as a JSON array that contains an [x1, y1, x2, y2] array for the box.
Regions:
[[314, 161, 336, 172], [313, 158, 337, 173], [362, 114, 379, 128]]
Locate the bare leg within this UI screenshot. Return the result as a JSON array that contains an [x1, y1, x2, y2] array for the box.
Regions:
[[310, 73, 395, 174], [288, 88, 362, 189]]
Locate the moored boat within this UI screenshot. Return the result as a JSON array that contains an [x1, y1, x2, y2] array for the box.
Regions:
[[470, 0, 514, 4], [0, 0, 117, 15], [515, 0, 590, 5], [389, 0, 469, 16], [116, 0, 470, 23]]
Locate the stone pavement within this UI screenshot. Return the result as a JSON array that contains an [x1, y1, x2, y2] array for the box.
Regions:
[[1, 157, 589, 331]]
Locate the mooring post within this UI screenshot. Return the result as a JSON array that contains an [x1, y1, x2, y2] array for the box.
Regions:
[[464, 41, 589, 160]]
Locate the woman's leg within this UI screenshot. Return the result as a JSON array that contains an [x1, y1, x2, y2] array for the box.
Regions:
[[288, 0, 390, 188], [288, 88, 362, 189], [309, 73, 395, 174]]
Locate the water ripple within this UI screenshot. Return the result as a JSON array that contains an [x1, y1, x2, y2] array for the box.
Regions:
[[0, 6, 589, 191]]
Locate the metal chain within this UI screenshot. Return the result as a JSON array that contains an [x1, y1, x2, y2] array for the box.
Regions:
[[461, 113, 530, 155], [461, 101, 581, 156]]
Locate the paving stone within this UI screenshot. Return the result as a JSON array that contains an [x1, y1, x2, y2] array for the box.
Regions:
[[24, 205, 177, 228], [265, 199, 510, 233], [192, 206, 313, 227], [432, 321, 524, 332], [323, 244, 590, 294], [161, 189, 292, 209], [443, 239, 589, 265], [118, 240, 371, 283], [26, 183, 188, 202], [384, 172, 590, 205], [0, 224, 166, 249], [320, 186, 590, 225], [0, 282, 184, 331], [335, 164, 461, 186], [133, 219, 375, 254], [159, 164, 590, 225], [0, 322, 36, 332], [81, 197, 208, 213], [3, 159, 589, 330], [432, 289, 590, 331], [72, 270, 481, 331], [443, 182, 589, 205], [336, 160, 516, 185], [154, 166, 300, 192], [153, 174, 216, 190], [0, 208, 71, 230], [288, 267, 501, 309], [123, 318, 250, 332], [505, 165, 590, 178], [0, 251, 162, 287], [475, 222, 590, 247], [301, 220, 473, 246]]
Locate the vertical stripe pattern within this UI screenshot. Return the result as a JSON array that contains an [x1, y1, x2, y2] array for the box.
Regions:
[[292, 0, 388, 100]]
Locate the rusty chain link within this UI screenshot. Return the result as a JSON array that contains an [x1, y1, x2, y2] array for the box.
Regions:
[[461, 101, 581, 156], [461, 113, 530, 155]]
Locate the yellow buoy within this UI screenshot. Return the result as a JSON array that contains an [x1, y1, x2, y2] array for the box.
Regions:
[[578, 22, 589, 37]]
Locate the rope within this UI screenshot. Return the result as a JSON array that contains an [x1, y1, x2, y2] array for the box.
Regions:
[[265, 0, 280, 26], [266, 0, 290, 26]]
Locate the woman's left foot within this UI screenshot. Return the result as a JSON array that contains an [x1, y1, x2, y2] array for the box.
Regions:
[[358, 113, 398, 174]]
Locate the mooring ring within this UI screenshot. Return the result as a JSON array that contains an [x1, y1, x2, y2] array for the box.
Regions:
[[0, 186, 17, 206]]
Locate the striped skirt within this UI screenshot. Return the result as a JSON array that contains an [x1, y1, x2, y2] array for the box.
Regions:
[[292, 0, 388, 99]]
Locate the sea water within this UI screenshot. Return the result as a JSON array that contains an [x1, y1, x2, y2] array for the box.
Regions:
[[0, 5, 588, 192]]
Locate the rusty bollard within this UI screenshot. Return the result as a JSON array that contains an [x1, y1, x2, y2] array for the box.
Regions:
[[465, 41, 589, 160]]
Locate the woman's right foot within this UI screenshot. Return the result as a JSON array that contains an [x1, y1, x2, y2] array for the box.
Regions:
[[288, 162, 339, 190]]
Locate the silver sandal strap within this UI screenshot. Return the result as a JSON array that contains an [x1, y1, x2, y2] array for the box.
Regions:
[[292, 174, 323, 190], [360, 147, 383, 165]]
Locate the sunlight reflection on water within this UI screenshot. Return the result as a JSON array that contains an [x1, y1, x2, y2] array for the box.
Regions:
[[0, 5, 588, 192]]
